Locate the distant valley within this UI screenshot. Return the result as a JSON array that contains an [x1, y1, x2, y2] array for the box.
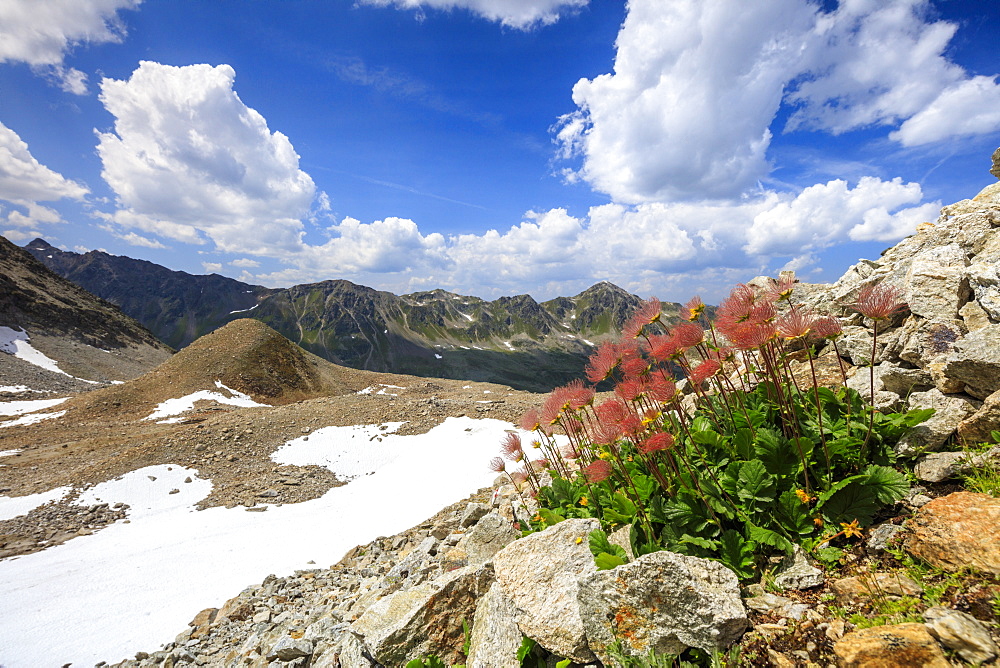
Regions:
[[25, 239, 686, 391]]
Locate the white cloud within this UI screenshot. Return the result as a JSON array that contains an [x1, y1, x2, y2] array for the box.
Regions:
[[0, 122, 89, 204], [556, 0, 1000, 204], [231, 258, 260, 268], [96, 61, 318, 256], [202, 262, 223, 273], [2, 228, 40, 243], [99, 227, 167, 249], [890, 76, 1000, 146], [0, 122, 88, 232], [359, 0, 588, 29], [0, 0, 141, 94], [744, 177, 938, 255]]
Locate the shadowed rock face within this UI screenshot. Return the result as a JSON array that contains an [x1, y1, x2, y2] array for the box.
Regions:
[[991, 146, 1000, 180], [25, 240, 684, 391]]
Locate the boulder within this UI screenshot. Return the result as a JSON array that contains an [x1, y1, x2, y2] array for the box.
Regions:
[[924, 605, 999, 665], [894, 389, 977, 456], [833, 623, 950, 667], [914, 446, 1000, 482], [577, 550, 747, 662], [266, 636, 314, 662], [992, 146, 1000, 180], [958, 388, 1000, 443], [492, 518, 600, 663], [465, 581, 521, 668], [904, 244, 969, 321], [462, 512, 520, 565], [845, 362, 931, 410], [906, 491, 1000, 574], [942, 325, 1000, 399], [350, 562, 494, 666]]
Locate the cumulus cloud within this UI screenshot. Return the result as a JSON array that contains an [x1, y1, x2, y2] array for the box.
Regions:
[[0, 122, 88, 232], [0, 0, 141, 94], [744, 177, 938, 255], [556, 0, 1000, 203], [890, 76, 1000, 146], [248, 172, 931, 300], [96, 61, 318, 255], [358, 0, 588, 29]]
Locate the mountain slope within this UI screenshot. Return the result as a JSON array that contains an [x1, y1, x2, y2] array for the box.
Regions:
[[25, 240, 682, 391], [0, 236, 172, 389]]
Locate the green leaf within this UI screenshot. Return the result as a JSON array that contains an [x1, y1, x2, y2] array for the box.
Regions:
[[555, 661, 572, 668], [901, 408, 934, 427], [588, 529, 628, 562], [733, 428, 755, 460], [820, 480, 879, 526], [754, 428, 797, 478], [737, 459, 776, 510], [717, 529, 756, 580], [860, 464, 909, 504], [679, 534, 717, 551], [594, 552, 627, 570], [776, 488, 815, 537], [748, 523, 793, 554], [536, 508, 565, 527], [516, 636, 536, 662]]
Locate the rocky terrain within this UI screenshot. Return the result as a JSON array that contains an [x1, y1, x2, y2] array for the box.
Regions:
[[25, 238, 669, 391]]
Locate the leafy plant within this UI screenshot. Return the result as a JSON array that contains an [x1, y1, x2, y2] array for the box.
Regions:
[[491, 279, 932, 581]]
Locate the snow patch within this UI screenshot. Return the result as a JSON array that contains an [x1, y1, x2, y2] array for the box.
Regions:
[[0, 397, 69, 416], [0, 385, 46, 394], [272, 422, 407, 480], [0, 418, 525, 668], [0, 449, 22, 457], [0, 327, 70, 377], [434, 354, 443, 359], [503, 341, 514, 351], [0, 411, 66, 429], [0, 486, 70, 522], [356, 384, 404, 396], [582, 339, 595, 346], [458, 312, 473, 322], [145, 381, 269, 422], [228, 303, 259, 315]]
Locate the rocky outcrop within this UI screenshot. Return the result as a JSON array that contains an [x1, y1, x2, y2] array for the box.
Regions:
[[905, 491, 1000, 575], [578, 550, 747, 662], [797, 169, 1000, 454]]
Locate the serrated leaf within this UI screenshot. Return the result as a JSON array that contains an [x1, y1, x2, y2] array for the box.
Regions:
[[738, 459, 776, 509], [754, 428, 797, 477], [776, 488, 815, 536], [860, 464, 909, 504], [747, 523, 793, 553], [717, 529, 756, 579], [820, 480, 879, 526]]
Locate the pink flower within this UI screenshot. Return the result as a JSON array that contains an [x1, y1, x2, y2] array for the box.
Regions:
[[777, 309, 818, 340], [639, 432, 674, 454], [501, 433, 523, 461], [519, 408, 540, 432], [673, 322, 704, 349], [583, 460, 613, 483], [812, 316, 843, 339], [585, 341, 619, 383], [851, 283, 907, 321], [681, 295, 705, 321], [688, 359, 721, 385], [623, 297, 662, 338], [489, 456, 506, 473]]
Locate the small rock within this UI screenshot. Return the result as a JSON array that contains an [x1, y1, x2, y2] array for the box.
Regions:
[[924, 605, 999, 664], [830, 572, 922, 603], [907, 491, 1000, 574], [168, 489, 179, 495], [265, 636, 313, 662], [833, 623, 949, 667], [257, 489, 279, 498], [866, 523, 905, 553], [773, 546, 824, 590]]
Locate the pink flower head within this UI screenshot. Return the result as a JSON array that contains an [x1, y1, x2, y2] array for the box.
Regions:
[[585, 341, 619, 383], [501, 432, 524, 461], [519, 408, 541, 433], [639, 432, 675, 454], [726, 320, 777, 351], [673, 322, 704, 349], [621, 355, 649, 379], [851, 283, 907, 321], [647, 376, 677, 403], [681, 295, 705, 322], [648, 333, 680, 363], [777, 309, 818, 340], [565, 379, 595, 410], [765, 275, 796, 302], [489, 456, 506, 473], [615, 378, 645, 402], [689, 359, 721, 385], [583, 459, 613, 483], [623, 297, 662, 338], [812, 315, 843, 340], [510, 470, 528, 485], [560, 443, 581, 459]]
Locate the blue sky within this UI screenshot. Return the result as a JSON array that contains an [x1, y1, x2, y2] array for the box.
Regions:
[[1, 0, 999, 304]]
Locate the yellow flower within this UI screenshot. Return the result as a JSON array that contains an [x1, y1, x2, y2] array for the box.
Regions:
[[795, 488, 815, 504], [579, 496, 588, 507], [840, 519, 862, 539], [533, 513, 542, 523], [575, 536, 583, 544], [532, 440, 542, 449], [813, 516, 824, 527]]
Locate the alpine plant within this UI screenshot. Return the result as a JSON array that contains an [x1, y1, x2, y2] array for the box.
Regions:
[[490, 278, 932, 579]]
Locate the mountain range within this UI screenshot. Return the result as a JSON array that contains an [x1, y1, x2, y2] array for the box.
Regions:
[[24, 238, 679, 391]]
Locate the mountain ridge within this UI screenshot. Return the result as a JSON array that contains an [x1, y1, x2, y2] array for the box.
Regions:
[[24, 239, 680, 391]]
